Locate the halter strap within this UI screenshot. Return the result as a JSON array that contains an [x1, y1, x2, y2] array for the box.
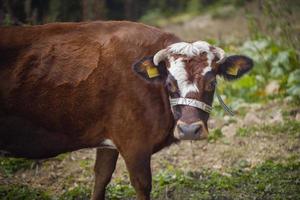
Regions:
[[169, 81, 235, 115], [215, 90, 234, 116], [169, 97, 212, 113]]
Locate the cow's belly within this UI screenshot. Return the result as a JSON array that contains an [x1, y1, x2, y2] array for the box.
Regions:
[[0, 113, 85, 159]]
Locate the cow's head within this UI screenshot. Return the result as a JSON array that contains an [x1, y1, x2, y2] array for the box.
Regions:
[[133, 41, 253, 140]]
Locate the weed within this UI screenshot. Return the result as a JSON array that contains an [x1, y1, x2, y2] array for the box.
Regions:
[[59, 186, 91, 200], [236, 120, 300, 137], [0, 158, 34, 176], [208, 128, 223, 142], [0, 185, 51, 200], [107, 179, 135, 199], [260, 120, 300, 137], [151, 157, 300, 199], [236, 127, 254, 137]]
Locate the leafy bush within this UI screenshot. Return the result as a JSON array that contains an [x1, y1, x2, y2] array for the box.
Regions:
[[216, 38, 300, 106]]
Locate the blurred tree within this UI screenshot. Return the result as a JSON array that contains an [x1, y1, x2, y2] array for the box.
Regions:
[[82, 0, 106, 20], [0, 0, 270, 26]]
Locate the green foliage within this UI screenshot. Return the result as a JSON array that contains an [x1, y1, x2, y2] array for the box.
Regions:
[[247, 0, 299, 52], [106, 156, 300, 199], [186, 0, 203, 14], [216, 37, 300, 105], [59, 186, 91, 200], [236, 127, 252, 137], [107, 178, 135, 199], [208, 128, 223, 142], [0, 158, 34, 176], [287, 69, 300, 98], [236, 120, 300, 137], [1, 157, 299, 200], [0, 185, 51, 200]]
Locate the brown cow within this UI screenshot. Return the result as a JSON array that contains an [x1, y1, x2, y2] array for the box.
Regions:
[[0, 21, 253, 200]]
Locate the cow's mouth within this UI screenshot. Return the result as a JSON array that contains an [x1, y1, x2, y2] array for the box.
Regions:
[[173, 120, 208, 140]]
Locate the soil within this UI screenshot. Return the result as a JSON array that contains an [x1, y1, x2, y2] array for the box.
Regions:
[[1, 99, 299, 196]]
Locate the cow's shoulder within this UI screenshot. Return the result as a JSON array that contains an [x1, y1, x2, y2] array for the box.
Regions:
[[10, 21, 180, 88]]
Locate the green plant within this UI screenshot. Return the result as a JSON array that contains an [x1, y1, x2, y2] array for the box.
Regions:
[[107, 179, 135, 199], [59, 186, 91, 200], [236, 120, 300, 137], [0, 185, 51, 200], [208, 128, 223, 142], [236, 127, 253, 137], [0, 158, 34, 176]]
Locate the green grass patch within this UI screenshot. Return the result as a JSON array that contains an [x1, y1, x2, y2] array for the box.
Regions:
[[59, 186, 91, 200], [236, 120, 300, 137], [1, 157, 299, 200], [0, 158, 34, 176], [107, 178, 135, 200], [0, 185, 51, 200], [104, 157, 300, 200], [236, 126, 254, 137], [208, 128, 223, 143]]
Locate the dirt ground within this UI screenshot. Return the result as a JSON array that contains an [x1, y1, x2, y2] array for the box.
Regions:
[[1, 98, 299, 196]]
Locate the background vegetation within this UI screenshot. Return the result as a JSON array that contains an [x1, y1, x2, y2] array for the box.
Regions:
[[0, 0, 299, 199]]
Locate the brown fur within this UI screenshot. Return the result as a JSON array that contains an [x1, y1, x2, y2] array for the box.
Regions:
[[0, 21, 180, 200]]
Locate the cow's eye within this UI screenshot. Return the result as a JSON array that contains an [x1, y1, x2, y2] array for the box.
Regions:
[[167, 81, 177, 93]]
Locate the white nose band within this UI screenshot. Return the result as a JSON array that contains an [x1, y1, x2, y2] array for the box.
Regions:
[[169, 97, 212, 113]]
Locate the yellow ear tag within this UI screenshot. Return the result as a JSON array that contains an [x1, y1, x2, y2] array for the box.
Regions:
[[227, 65, 239, 76], [142, 61, 160, 78], [146, 67, 159, 78]]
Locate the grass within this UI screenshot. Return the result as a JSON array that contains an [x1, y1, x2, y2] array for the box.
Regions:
[[0, 155, 299, 200], [59, 186, 91, 200], [106, 156, 300, 200], [0, 158, 34, 176], [208, 128, 223, 143], [0, 185, 51, 200], [236, 119, 300, 137]]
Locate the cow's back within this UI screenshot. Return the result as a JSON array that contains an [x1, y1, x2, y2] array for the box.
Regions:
[[0, 21, 179, 158]]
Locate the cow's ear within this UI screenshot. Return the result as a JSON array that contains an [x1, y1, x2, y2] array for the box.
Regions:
[[217, 55, 253, 80], [132, 56, 168, 82]]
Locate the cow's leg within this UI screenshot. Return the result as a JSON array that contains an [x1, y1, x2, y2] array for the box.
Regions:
[[92, 148, 119, 200], [123, 151, 152, 200]]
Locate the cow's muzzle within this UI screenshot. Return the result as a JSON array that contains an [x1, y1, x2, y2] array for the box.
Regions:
[[174, 120, 208, 140]]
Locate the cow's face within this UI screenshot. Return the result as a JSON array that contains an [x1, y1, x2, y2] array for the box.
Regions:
[[133, 41, 253, 140]]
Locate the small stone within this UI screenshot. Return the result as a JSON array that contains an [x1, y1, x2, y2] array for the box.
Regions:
[[224, 115, 230, 122], [268, 111, 283, 124], [221, 123, 236, 138], [296, 113, 300, 121], [212, 164, 222, 169], [243, 112, 261, 126], [265, 80, 280, 95]]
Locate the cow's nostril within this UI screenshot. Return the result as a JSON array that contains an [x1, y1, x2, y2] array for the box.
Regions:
[[177, 123, 201, 135], [193, 126, 201, 135]]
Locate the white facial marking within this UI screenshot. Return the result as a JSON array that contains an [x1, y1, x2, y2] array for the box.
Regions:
[[164, 41, 224, 96], [100, 139, 117, 149], [168, 57, 199, 97], [167, 41, 216, 76]]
